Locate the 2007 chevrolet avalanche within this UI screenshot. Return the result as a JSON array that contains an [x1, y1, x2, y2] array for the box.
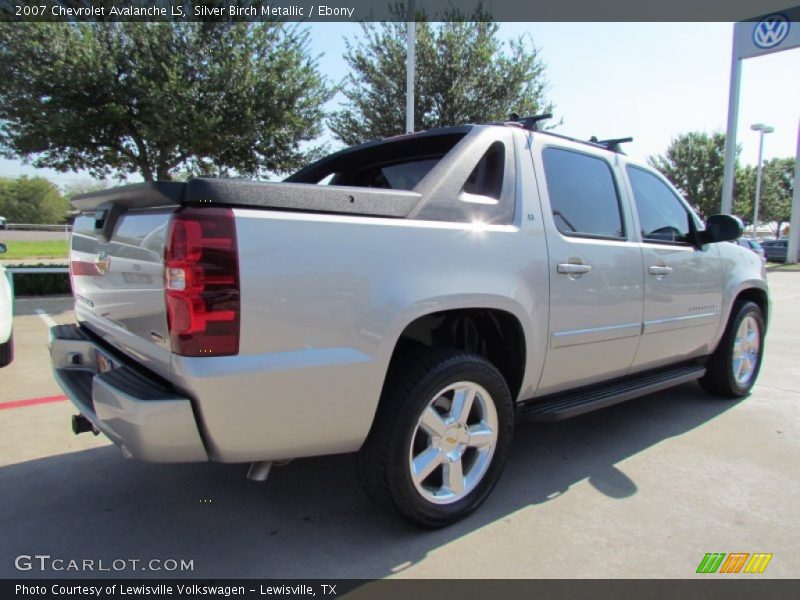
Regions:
[[50, 121, 768, 527]]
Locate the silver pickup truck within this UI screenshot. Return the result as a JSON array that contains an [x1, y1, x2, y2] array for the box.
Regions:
[[50, 122, 768, 527]]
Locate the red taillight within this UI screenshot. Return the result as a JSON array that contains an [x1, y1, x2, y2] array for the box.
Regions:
[[70, 260, 102, 276], [165, 207, 240, 357]]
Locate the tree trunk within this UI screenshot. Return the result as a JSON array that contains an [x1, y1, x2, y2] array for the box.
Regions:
[[140, 162, 154, 182], [156, 164, 172, 181]]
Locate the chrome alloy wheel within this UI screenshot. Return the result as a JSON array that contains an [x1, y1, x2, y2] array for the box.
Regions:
[[408, 381, 499, 505], [732, 315, 761, 386]]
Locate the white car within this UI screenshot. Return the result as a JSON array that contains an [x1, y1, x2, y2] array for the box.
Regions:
[[0, 242, 13, 367]]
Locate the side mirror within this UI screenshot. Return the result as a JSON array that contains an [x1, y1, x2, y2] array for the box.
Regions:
[[0, 242, 6, 254], [700, 214, 743, 245]]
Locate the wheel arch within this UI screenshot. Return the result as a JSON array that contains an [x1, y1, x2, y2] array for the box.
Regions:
[[709, 282, 769, 358], [733, 286, 769, 328], [387, 306, 527, 402]]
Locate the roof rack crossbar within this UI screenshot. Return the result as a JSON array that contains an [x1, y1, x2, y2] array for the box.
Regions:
[[508, 112, 553, 132], [588, 136, 633, 154]]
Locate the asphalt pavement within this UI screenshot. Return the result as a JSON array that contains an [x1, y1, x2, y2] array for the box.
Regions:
[[0, 274, 798, 579]]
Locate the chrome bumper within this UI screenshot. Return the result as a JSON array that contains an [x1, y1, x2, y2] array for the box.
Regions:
[[49, 324, 208, 463]]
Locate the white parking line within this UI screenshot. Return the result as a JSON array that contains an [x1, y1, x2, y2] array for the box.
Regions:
[[34, 309, 58, 329]]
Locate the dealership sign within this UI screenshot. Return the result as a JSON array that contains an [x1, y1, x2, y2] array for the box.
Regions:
[[734, 10, 800, 58], [720, 5, 800, 238]]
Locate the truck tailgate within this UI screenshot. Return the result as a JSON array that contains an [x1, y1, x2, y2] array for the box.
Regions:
[[71, 209, 175, 380]]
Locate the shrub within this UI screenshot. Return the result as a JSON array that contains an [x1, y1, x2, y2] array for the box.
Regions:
[[7, 265, 71, 296]]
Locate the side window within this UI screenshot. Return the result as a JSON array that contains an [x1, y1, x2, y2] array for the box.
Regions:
[[542, 147, 625, 239], [627, 166, 693, 244], [463, 142, 505, 200]]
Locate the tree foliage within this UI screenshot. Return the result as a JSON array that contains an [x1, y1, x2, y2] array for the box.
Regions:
[[62, 180, 112, 201], [649, 132, 723, 218], [329, 6, 555, 145], [649, 131, 757, 220], [0, 22, 332, 181], [755, 157, 795, 235], [0, 176, 69, 224]]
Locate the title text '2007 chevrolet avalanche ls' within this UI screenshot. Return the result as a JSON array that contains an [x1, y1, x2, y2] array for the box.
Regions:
[[50, 121, 767, 527]]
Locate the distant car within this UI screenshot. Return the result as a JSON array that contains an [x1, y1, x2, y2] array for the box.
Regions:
[[0, 243, 13, 367], [735, 238, 766, 263], [761, 239, 788, 263], [0, 216, 7, 230]]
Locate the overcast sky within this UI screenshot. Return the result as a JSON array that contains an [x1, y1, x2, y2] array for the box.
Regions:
[[1, 21, 797, 186]]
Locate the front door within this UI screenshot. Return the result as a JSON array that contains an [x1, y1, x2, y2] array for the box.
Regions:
[[623, 165, 723, 371]]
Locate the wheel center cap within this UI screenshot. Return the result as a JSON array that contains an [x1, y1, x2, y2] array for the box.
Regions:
[[441, 424, 469, 457]]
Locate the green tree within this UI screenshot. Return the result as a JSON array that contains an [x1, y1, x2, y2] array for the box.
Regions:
[[0, 176, 69, 224], [0, 22, 332, 181], [734, 164, 756, 224], [62, 180, 112, 201], [648, 132, 725, 218], [329, 6, 555, 145], [648, 131, 754, 220], [758, 157, 794, 236]]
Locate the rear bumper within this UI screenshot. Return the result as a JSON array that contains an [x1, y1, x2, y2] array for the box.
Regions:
[[49, 324, 208, 463]]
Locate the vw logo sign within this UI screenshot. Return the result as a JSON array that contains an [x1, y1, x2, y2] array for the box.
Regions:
[[753, 14, 790, 49]]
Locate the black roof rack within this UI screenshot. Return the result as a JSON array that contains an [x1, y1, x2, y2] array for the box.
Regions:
[[507, 112, 552, 132], [494, 116, 633, 155], [588, 136, 633, 154]]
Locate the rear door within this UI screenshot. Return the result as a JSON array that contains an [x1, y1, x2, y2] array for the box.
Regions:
[[623, 165, 723, 371], [532, 143, 644, 395]]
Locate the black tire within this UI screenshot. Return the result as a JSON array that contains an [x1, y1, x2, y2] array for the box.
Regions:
[[0, 332, 13, 368], [699, 301, 764, 398], [357, 347, 514, 528]]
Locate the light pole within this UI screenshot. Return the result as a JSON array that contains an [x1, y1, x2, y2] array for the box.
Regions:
[[405, 0, 415, 134], [750, 123, 774, 237]]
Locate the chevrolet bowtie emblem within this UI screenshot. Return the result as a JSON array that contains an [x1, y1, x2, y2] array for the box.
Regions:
[[95, 251, 110, 275]]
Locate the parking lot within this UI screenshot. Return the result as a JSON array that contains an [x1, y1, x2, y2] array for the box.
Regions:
[[1, 272, 798, 579]]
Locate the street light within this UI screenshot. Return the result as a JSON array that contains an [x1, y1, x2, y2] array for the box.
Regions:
[[750, 123, 775, 237]]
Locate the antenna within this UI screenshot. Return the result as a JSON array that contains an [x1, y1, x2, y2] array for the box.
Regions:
[[508, 113, 553, 132], [589, 136, 633, 154]]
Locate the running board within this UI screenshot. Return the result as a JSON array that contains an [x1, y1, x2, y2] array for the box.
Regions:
[[522, 363, 706, 421]]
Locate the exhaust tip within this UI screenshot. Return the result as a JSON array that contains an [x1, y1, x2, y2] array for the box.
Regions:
[[247, 461, 273, 482], [71, 414, 94, 435]]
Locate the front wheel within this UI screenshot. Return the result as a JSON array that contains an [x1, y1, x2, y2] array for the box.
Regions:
[[357, 348, 514, 528], [700, 301, 765, 398]]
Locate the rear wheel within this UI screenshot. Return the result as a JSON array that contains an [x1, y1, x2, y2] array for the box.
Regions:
[[700, 301, 764, 398], [357, 348, 514, 528]]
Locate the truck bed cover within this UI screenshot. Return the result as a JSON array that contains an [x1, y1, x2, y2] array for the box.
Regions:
[[71, 178, 421, 219]]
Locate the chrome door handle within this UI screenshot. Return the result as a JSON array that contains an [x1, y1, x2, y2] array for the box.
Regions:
[[557, 263, 592, 275], [649, 265, 673, 276]]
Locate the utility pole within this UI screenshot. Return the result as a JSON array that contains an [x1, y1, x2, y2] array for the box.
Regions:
[[750, 123, 774, 237], [787, 119, 800, 263], [406, 0, 416, 134]]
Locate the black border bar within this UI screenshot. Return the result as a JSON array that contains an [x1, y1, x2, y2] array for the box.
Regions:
[[1, 1, 799, 22], [4, 579, 800, 600]]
